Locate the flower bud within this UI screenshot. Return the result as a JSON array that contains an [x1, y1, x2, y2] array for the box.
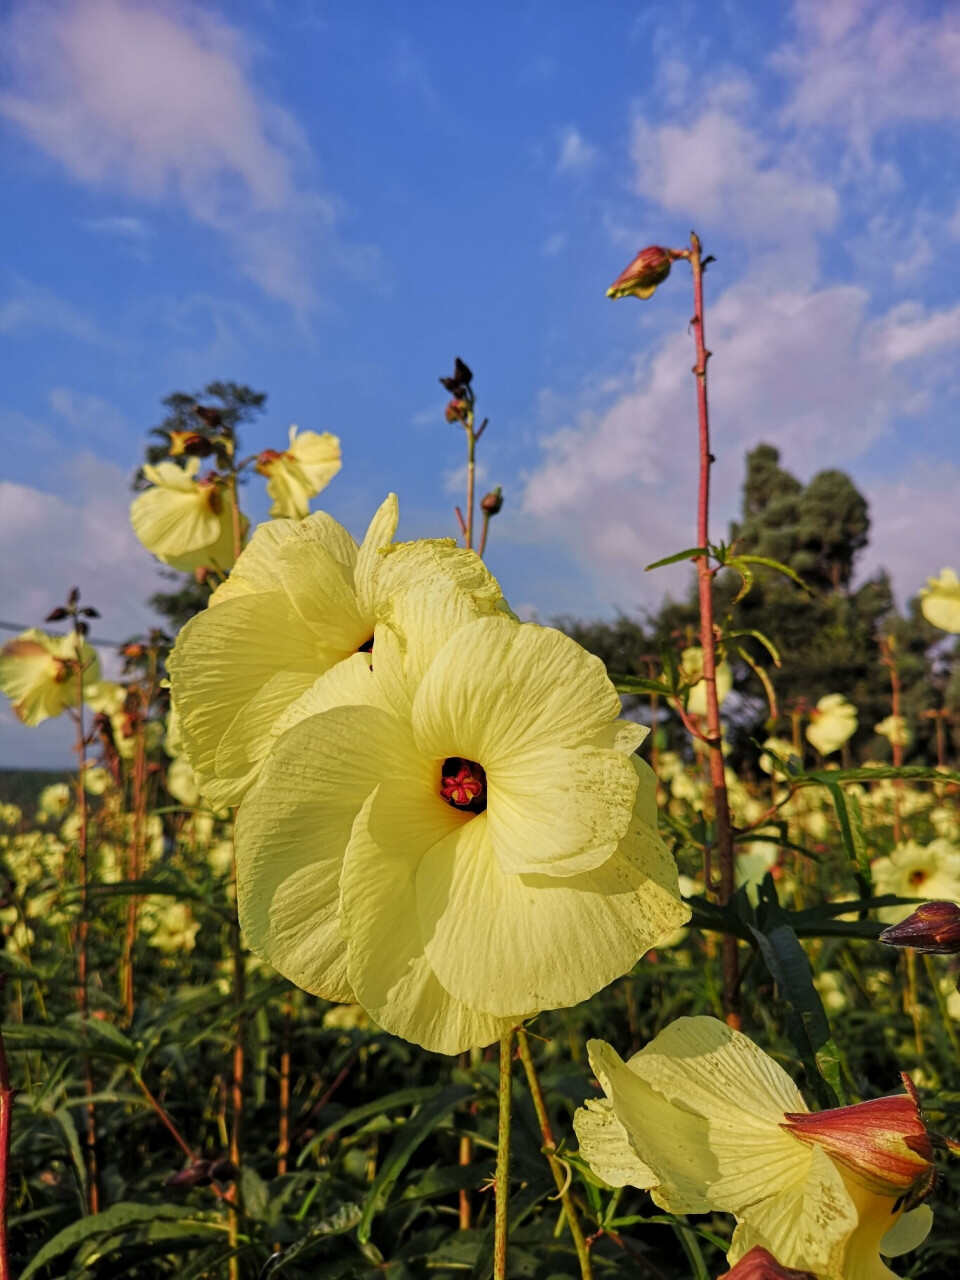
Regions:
[[481, 486, 503, 515], [719, 1246, 815, 1279], [445, 398, 469, 424], [439, 356, 473, 394], [606, 246, 672, 300], [782, 1082, 933, 1197], [879, 901, 960, 954]]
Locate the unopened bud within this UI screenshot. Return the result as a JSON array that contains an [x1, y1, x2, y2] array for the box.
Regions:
[[718, 1246, 815, 1279], [607, 246, 672, 300], [445, 398, 469, 425], [782, 1080, 933, 1197], [481, 487, 503, 516], [168, 430, 213, 458], [45, 607, 69, 622], [880, 901, 960, 954], [439, 356, 473, 394]]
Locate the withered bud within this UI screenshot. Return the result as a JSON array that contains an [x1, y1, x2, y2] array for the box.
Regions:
[[439, 356, 473, 395], [193, 405, 224, 429], [168, 430, 214, 459], [880, 901, 960, 954], [606, 245, 673, 301], [68, 586, 80, 606], [45, 607, 69, 622], [81, 607, 100, 618], [481, 486, 503, 515], [718, 1247, 815, 1279], [445, 399, 469, 425]]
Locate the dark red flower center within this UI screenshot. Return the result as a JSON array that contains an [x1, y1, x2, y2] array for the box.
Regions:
[[440, 757, 487, 814], [357, 636, 374, 654]]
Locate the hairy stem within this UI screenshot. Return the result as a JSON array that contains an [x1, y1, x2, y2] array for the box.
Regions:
[[493, 1029, 514, 1280], [687, 232, 738, 1025], [73, 667, 99, 1214], [516, 1029, 593, 1280]]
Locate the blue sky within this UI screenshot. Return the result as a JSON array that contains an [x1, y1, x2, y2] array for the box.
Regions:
[[2, 0, 959, 764]]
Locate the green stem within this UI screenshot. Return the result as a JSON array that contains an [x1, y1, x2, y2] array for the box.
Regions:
[[465, 428, 477, 551], [516, 1029, 593, 1280], [493, 1029, 514, 1280]]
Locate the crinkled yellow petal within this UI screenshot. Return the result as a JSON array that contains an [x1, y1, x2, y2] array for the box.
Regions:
[[265, 459, 314, 520], [142, 459, 199, 491], [275, 540, 369, 652], [288, 428, 341, 494], [353, 494, 399, 615], [412, 616, 621, 766], [214, 670, 321, 792], [416, 781, 688, 1017], [589, 719, 650, 754], [340, 784, 520, 1053], [573, 1096, 657, 1189], [0, 631, 100, 726], [211, 509, 358, 606], [270, 653, 388, 741], [486, 743, 638, 876], [235, 704, 420, 1002], [727, 1145, 855, 1276], [167, 591, 337, 807]]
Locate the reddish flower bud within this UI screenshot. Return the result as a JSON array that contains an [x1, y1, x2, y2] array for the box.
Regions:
[[719, 1246, 815, 1279], [879, 901, 960, 954], [445, 398, 469, 424], [782, 1080, 933, 1197], [481, 486, 503, 515], [606, 245, 672, 300]]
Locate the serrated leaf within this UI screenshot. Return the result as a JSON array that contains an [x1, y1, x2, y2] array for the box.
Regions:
[[644, 546, 708, 571]]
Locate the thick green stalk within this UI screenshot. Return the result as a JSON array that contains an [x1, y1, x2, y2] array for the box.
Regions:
[[493, 1029, 514, 1280]]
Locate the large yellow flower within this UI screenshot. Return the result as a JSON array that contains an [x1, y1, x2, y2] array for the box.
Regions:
[[806, 693, 857, 756], [871, 839, 960, 923], [130, 458, 244, 572], [575, 1017, 934, 1279], [0, 628, 100, 726], [234, 605, 688, 1054], [256, 426, 342, 519], [167, 497, 505, 809], [919, 568, 960, 634]]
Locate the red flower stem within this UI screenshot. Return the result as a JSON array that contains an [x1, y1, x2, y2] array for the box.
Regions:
[[0, 980, 13, 1280], [73, 662, 100, 1213], [687, 232, 739, 1026]]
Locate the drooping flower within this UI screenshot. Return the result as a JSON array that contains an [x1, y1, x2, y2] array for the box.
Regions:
[[574, 1017, 935, 1279], [880, 901, 960, 954], [130, 458, 244, 573], [234, 602, 689, 1054], [167, 496, 507, 809], [606, 246, 673, 300], [0, 628, 101, 726], [875, 715, 912, 751], [255, 427, 342, 520], [806, 693, 857, 756], [680, 646, 732, 718], [919, 568, 960, 634], [871, 839, 960, 923]]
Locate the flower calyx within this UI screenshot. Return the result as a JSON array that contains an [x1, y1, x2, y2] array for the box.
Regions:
[[782, 1077, 934, 1198]]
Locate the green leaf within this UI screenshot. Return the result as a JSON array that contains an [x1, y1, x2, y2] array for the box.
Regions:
[[644, 546, 708, 571], [297, 1086, 445, 1166], [356, 1084, 473, 1243], [733, 554, 812, 593], [610, 673, 673, 697], [724, 627, 782, 666], [21, 1203, 222, 1280]]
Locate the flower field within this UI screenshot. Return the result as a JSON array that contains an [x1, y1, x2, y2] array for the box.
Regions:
[[1, 256, 959, 1280]]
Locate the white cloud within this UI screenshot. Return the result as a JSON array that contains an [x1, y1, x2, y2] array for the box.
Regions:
[[521, 279, 928, 611], [870, 301, 960, 364], [862, 459, 960, 608], [557, 126, 598, 174], [82, 215, 150, 240], [0, 0, 352, 308], [777, 0, 960, 152], [0, 279, 107, 343]]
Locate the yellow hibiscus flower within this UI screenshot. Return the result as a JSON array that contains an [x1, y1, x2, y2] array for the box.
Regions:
[[167, 496, 506, 809], [919, 568, 960, 634], [806, 693, 857, 756], [234, 600, 688, 1054], [871, 838, 960, 923], [255, 426, 342, 519], [680, 645, 732, 718], [0, 628, 101, 726], [575, 1017, 934, 1279], [875, 715, 911, 750], [130, 458, 244, 572]]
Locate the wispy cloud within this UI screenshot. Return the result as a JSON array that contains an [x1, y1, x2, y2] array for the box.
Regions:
[[82, 215, 151, 240], [0, 277, 108, 343], [557, 126, 598, 174], [0, 0, 363, 309]]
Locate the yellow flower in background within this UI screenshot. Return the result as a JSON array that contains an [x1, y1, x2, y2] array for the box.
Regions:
[[919, 568, 960, 634], [38, 782, 71, 820], [166, 756, 201, 809], [806, 693, 857, 756], [875, 715, 912, 750], [0, 628, 100, 726], [256, 426, 342, 519], [130, 458, 245, 573], [574, 1017, 934, 1279], [235, 603, 688, 1054], [167, 496, 507, 809], [758, 737, 798, 776], [680, 645, 732, 717], [142, 899, 201, 953], [871, 839, 960, 923]]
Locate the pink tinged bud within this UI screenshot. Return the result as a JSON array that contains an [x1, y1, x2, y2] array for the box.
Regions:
[[606, 245, 672, 300], [481, 486, 503, 515], [781, 1081, 934, 1197], [445, 398, 469, 424], [718, 1246, 815, 1279], [255, 448, 285, 476], [879, 901, 960, 954]]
